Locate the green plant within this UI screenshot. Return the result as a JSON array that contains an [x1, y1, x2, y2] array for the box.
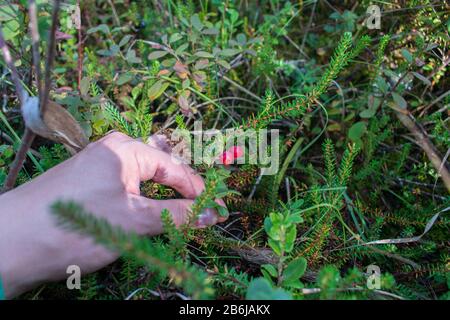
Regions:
[[51, 200, 214, 299], [2, 0, 449, 301], [262, 200, 305, 286]]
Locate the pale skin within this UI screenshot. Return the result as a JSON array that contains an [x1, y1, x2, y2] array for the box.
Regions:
[[0, 132, 227, 299]]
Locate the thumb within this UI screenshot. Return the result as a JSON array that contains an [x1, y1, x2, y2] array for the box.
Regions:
[[127, 195, 221, 235]]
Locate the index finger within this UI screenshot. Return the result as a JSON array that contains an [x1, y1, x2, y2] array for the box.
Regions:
[[125, 138, 205, 199]]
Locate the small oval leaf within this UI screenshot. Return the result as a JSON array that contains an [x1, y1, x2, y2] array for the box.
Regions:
[[148, 50, 169, 60]]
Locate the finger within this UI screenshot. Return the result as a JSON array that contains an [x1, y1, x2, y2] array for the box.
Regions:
[[99, 132, 228, 223], [126, 139, 229, 222], [128, 196, 221, 235], [139, 134, 172, 154], [126, 139, 205, 199]]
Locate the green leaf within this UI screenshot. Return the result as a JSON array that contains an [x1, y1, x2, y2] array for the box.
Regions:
[[246, 278, 292, 300], [375, 76, 389, 93], [412, 72, 431, 86], [96, 49, 113, 56], [87, 24, 110, 35], [282, 278, 304, 289], [117, 72, 133, 85], [169, 33, 183, 43], [80, 77, 90, 97], [190, 14, 203, 31], [246, 278, 273, 300], [195, 51, 214, 58], [216, 205, 229, 217], [268, 238, 282, 256], [392, 92, 407, 109], [220, 48, 241, 57], [194, 59, 209, 70], [2, 19, 19, 40], [0, 4, 19, 22], [262, 264, 277, 278], [0, 145, 13, 158], [264, 217, 272, 234], [202, 27, 219, 35], [282, 257, 307, 283], [119, 35, 133, 47], [126, 50, 141, 64], [182, 79, 191, 89], [175, 43, 189, 55], [348, 121, 367, 141], [161, 58, 176, 68], [285, 225, 296, 252], [401, 48, 413, 63], [148, 80, 170, 101], [148, 50, 169, 60], [236, 33, 247, 45], [287, 214, 303, 224], [217, 59, 231, 69], [359, 108, 376, 118]]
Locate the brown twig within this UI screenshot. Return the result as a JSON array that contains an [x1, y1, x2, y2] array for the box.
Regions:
[[0, 27, 26, 105], [0, 21, 38, 193], [1, 0, 61, 192], [40, 0, 61, 114], [28, 0, 42, 98], [396, 111, 450, 193], [2, 128, 36, 192], [76, 0, 83, 93]]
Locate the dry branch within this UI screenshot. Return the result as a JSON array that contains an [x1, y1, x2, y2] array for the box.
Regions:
[[0, 23, 37, 192], [41, 0, 61, 114], [396, 111, 450, 193], [0, 0, 61, 192]]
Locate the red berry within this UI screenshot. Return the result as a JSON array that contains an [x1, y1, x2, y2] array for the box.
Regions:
[[230, 146, 244, 158], [220, 150, 234, 165]]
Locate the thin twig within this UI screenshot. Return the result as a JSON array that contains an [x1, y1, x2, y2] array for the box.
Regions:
[[221, 75, 262, 102], [0, 27, 26, 104], [76, 0, 83, 93], [418, 89, 450, 117], [41, 0, 61, 114], [0, 132, 41, 157], [2, 0, 62, 192], [28, 0, 42, 99], [107, 0, 121, 27], [0, 20, 38, 192], [300, 0, 317, 53], [2, 129, 36, 192], [396, 111, 450, 193]]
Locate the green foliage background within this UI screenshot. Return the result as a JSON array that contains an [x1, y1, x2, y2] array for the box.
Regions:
[[0, 0, 449, 300]]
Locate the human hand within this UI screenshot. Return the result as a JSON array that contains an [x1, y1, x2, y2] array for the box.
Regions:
[[0, 132, 227, 298]]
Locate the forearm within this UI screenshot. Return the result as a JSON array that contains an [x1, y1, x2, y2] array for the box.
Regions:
[[0, 187, 53, 298], [0, 133, 222, 298], [0, 176, 119, 299]]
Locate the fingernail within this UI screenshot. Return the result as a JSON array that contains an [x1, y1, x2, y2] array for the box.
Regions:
[[195, 209, 218, 228]]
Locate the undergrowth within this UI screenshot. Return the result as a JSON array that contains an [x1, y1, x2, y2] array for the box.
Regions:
[[0, 0, 449, 300]]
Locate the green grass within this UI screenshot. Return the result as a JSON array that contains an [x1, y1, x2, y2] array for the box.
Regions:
[[1, 0, 449, 300]]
